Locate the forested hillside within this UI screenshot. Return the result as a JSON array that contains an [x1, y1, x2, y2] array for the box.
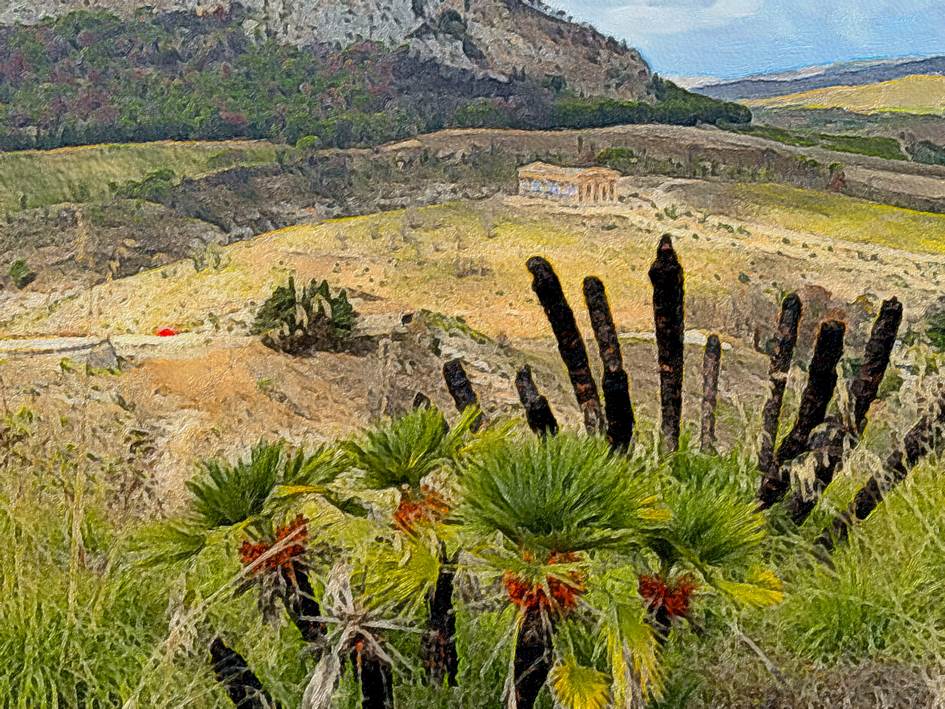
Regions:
[[0, 9, 750, 151]]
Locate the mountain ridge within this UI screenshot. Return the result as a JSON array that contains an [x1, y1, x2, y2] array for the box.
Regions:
[[0, 0, 653, 100], [697, 55, 945, 101]]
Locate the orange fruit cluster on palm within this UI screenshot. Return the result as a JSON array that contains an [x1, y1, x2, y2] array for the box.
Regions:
[[638, 574, 698, 619], [503, 552, 586, 614], [240, 515, 308, 574], [393, 486, 450, 533]]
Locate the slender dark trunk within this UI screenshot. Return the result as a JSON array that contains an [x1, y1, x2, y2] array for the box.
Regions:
[[526, 256, 604, 434], [758, 293, 802, 476], [819, 383, 945, 549], [583, 276, 634, 451], [513, 606, 554, 709], [648, 235, 685, 451], [700, 334, 722, 453], [850, 298, 903, 434], [443, 358, 483, 431], [209, 637, 274, 709], [515, 365, 559, 437], [423, 549, 458, 686], [281, 561, 324, 644], [350, 639, 395, 709], [788, 299, 902, 525], [758, 320, 845, 509]]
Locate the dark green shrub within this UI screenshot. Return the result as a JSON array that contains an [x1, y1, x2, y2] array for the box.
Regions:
[[111, 169, 178, 202], [8, 259, 36, 289], [252, 276, 357, 354]]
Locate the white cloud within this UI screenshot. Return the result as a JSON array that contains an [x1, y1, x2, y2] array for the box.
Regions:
[[597, 0, 763, 35]]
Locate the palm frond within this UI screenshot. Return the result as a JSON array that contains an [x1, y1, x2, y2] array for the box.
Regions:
[[657, 483, 767, 571], [357, 531, 441, 616], [588, 572, 664, 703], [550, 656, 611, 709], [348, 406, 476, 491], [459, 434, 665, 553], [187, 440, 285, 529], [186, 440, 356, 531], [712, 567, 784, 609]]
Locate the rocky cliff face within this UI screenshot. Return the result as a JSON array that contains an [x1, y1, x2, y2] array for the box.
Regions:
[[0, 0, 652, 99]]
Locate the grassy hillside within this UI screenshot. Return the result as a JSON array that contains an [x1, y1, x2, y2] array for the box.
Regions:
[[7, 186, 945, 340], [700, 182, 945, 255], [0, 9, 748, 154], [0, 140, 279, 212], [748, 75, 945, 115]]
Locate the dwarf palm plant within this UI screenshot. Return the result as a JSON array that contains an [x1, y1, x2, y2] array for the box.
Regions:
[[459, 433, 666, 709], [142, 440, 355, 648], [346, 405, 485, 688]]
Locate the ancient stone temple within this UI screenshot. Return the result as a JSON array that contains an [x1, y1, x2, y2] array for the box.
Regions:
[[517, 162, 620, 204]]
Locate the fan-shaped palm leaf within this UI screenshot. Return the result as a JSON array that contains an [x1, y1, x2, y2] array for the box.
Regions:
[[460, 434, 664, 553], [550, 657, 611, 709], [347, 406, 479, 492]]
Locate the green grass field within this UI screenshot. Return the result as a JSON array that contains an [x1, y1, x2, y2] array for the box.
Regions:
[[0, 140, 281, 213], [728, 183, 945, 255]]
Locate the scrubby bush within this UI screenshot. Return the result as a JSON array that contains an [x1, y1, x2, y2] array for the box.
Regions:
[[8, 258, 36, 288], [252, 276, 357, 354]]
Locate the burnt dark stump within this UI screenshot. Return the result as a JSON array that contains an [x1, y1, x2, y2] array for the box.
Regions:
[[209, 637, 274, 709], [527, 256, 604, 434], [584, 276, 635, 451], [443, 358, 483, 431], [758, 320, 845, 509], [648, 235, 685, 451], [758, 293, 802, 476], [700, 334, 722, 453], [513, 606, 554, 709], [515, 365, 559, 437]]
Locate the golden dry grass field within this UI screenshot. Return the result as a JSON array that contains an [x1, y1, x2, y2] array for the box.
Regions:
[[746, 74, 945, 115]]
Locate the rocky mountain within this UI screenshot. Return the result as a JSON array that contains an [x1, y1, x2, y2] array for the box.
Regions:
[[0, 0, 652, 100], [698, 55, 945, 101]]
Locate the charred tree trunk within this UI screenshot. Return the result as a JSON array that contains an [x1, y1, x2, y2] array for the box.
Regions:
[[515, 365, 559, 437], [209, 637, 274, 709], [787, 299, 902, 525], [527, 257, 604, 434], [850, 298, 903, 434], [583, 276, 635, 451], [513, 606, 554, 709], [648, 235, 685, 451], [819, 384, 945, 550], [758, 293, 803, 476], [282, 561, 324, 644], [700, 335, 722, 453], [422, 549, 458, 686], [758, 320, 845, 509], [443, 358, 483, 431], [350, 639, 395, 709]]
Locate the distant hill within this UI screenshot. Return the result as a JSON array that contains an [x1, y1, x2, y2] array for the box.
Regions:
[[746, 75, 945, 116], [0, 0, 653, 101], [0, 7, 749, 152], [698, 55, 945, 101]]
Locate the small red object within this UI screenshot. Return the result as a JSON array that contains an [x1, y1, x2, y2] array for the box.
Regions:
[[156, 328, 178, 337]]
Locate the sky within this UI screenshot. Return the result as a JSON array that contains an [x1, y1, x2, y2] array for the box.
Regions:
[[546, 0, 945, 81]]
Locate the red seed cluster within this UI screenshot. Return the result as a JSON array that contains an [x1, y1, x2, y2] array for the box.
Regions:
[[393, 486, 449, 533], [638, 574, 698, 619], [240, 515, 308, 574], [503, 552, 586, 614]]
